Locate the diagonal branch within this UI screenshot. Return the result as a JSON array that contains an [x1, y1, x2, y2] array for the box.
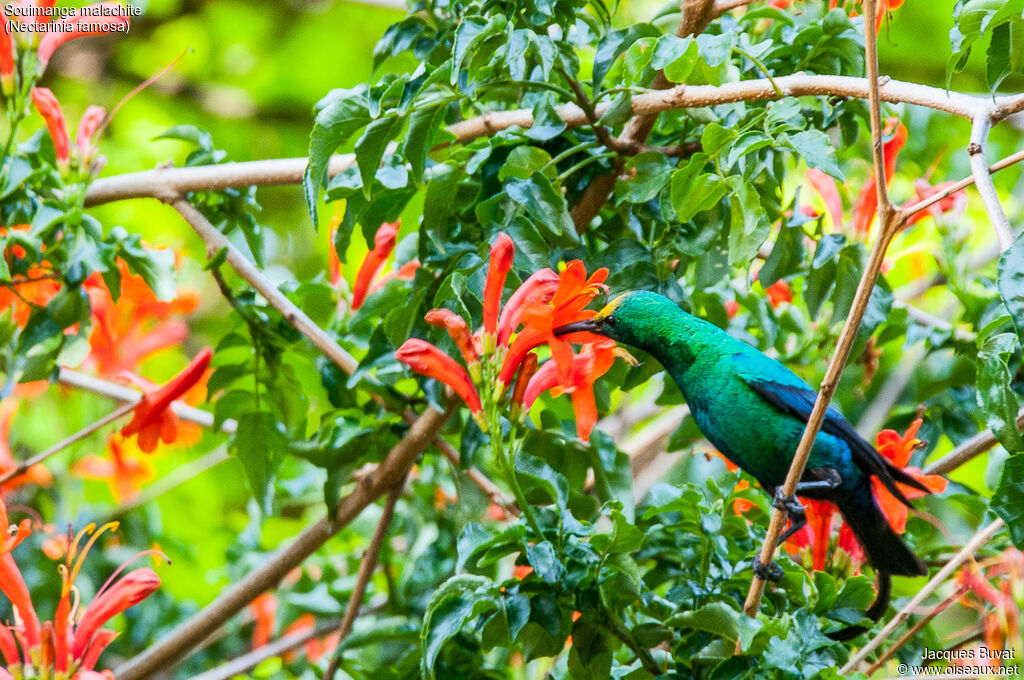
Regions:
[[185, 618, 341, 680], [321, 482, 403, 680], [864, 0, 893, 221], [924, 407, 1024, 476], [839, 518, 1005, 674], [967, 114, 1015, 250], [113, 401, 453, 680], [0, 402, 136, 486], [741, 0, 910, 621], [57, 367, 237, 433]]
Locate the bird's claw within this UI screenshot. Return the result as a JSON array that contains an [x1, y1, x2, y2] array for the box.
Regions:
[[772, 490, 805, 518], [752, 557, 785, 582]]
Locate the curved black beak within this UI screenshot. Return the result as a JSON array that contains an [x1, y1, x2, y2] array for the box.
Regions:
[[553, 318, 606, 337]]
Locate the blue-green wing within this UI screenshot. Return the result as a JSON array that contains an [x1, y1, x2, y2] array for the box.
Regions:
[[730, 351, 926, 504]]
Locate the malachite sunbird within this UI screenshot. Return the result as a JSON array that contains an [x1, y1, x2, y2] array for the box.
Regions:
[[555, 290, 934, 640]]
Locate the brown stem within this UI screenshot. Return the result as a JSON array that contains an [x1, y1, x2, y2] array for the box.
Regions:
[[740, 2, 925, 622], [321, 482, 403, 680], [185, 618, 341, 680], [863, 0, 892, 219], [839, 518, 1005, 674], [967, 115, 1014, 250], [924, 407, 1024, 476], [113, 402, 453, 680], [570, 0, 716, 231], [0, 401, 136, 486], [864, 590, 963, 676]]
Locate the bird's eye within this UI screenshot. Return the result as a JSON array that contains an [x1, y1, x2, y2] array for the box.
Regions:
[[606, 316, 617, 327]]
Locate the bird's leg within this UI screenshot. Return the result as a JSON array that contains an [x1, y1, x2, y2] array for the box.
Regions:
[[775, 469, 842, 543], [752, 556, 785, 582]]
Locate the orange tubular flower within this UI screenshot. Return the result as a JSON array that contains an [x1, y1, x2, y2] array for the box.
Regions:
[[903, 179, 967, 226], [806, 169, 843, 229], [0, 14, 13, 95], [84, 260, 199, 377], [871, 418, 947, 533], [249, 592, 278, 649], [75, 104, 106, 165], [120, 348, 213, 453], [351, 221, 399, 310], [31, 87, 70, 169], [496, 268, 559, 348], [425, 308, 480, 377], [498, 261, 608, 388], [0, 625, 17, 669], [0, 500, 40, 653], [483, 233, 514, 343], [70, 568, 160, 659], [395, 339, 483, 414], [523, 339, 617, 441], [73, 435, 154, 501], [851, 118, 907, 234], [764, 280, 793, 308], [37, 2, 130, 64]]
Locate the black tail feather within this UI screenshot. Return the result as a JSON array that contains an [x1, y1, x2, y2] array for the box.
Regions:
[[836, 491, 926, 577]]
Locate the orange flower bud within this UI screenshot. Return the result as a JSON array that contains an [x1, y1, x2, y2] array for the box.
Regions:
[[395, 339, 482, 415], [121, 348, 213, 453], [31, 87, 70, 170], [483, 233, 514, 341], [352, 221, 399, 310], [425, 308, 479, 376], [37, 3, 130, 65]]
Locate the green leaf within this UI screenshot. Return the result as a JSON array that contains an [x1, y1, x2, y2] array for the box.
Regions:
[[526, 94, 567, 141], [515, 451, 569, 510], [421, 574, 501, 678], [666, 602, 740, 643], [787, 130, 843, 180], [592, 24, 660, 89], [525, 541, 564, 583], [504, 172, 578, 246], [355, 115, 402, 198], [618, 151, 672, 204], [977, 333, 1024, 453], [998, 230, 1024, 348], [727, 177, 769, 267], [304, 86, 372, 226], [992, 455, 1024, 547], [671, 171, 727, 223], [949, 0, 1024, 87], [402, 104, 445, 188], [231, 412, 287, 514]]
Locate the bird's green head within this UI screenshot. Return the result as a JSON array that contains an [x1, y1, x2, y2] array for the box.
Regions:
[[554, 290, 684, 352]]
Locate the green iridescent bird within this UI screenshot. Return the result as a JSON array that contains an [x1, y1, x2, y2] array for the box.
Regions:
[[555, 290, 932, 639]]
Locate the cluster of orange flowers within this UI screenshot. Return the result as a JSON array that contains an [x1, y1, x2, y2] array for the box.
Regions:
[[393, 231, 619, 442], [0, 500, 161, 680]]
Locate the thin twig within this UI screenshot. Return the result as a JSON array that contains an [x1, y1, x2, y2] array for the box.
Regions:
[[839, 518, 1005, 674], [185, 618, 341, 680], [966, 115, 1015, 250], [321, 482, 403, 680], [113, 402, 453, 680], [741, 0, 909, 622], [864, 0, 892, 219], [106, 446, 231, 520], [924, 407, 1024, 476], [865, 590, 964, 675], [83, 75, 987, 208], [57, 367, 236, 434], [899, 148, 1024, 221], [171, 196, 360, 375], [0, 402, 135, 486]]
